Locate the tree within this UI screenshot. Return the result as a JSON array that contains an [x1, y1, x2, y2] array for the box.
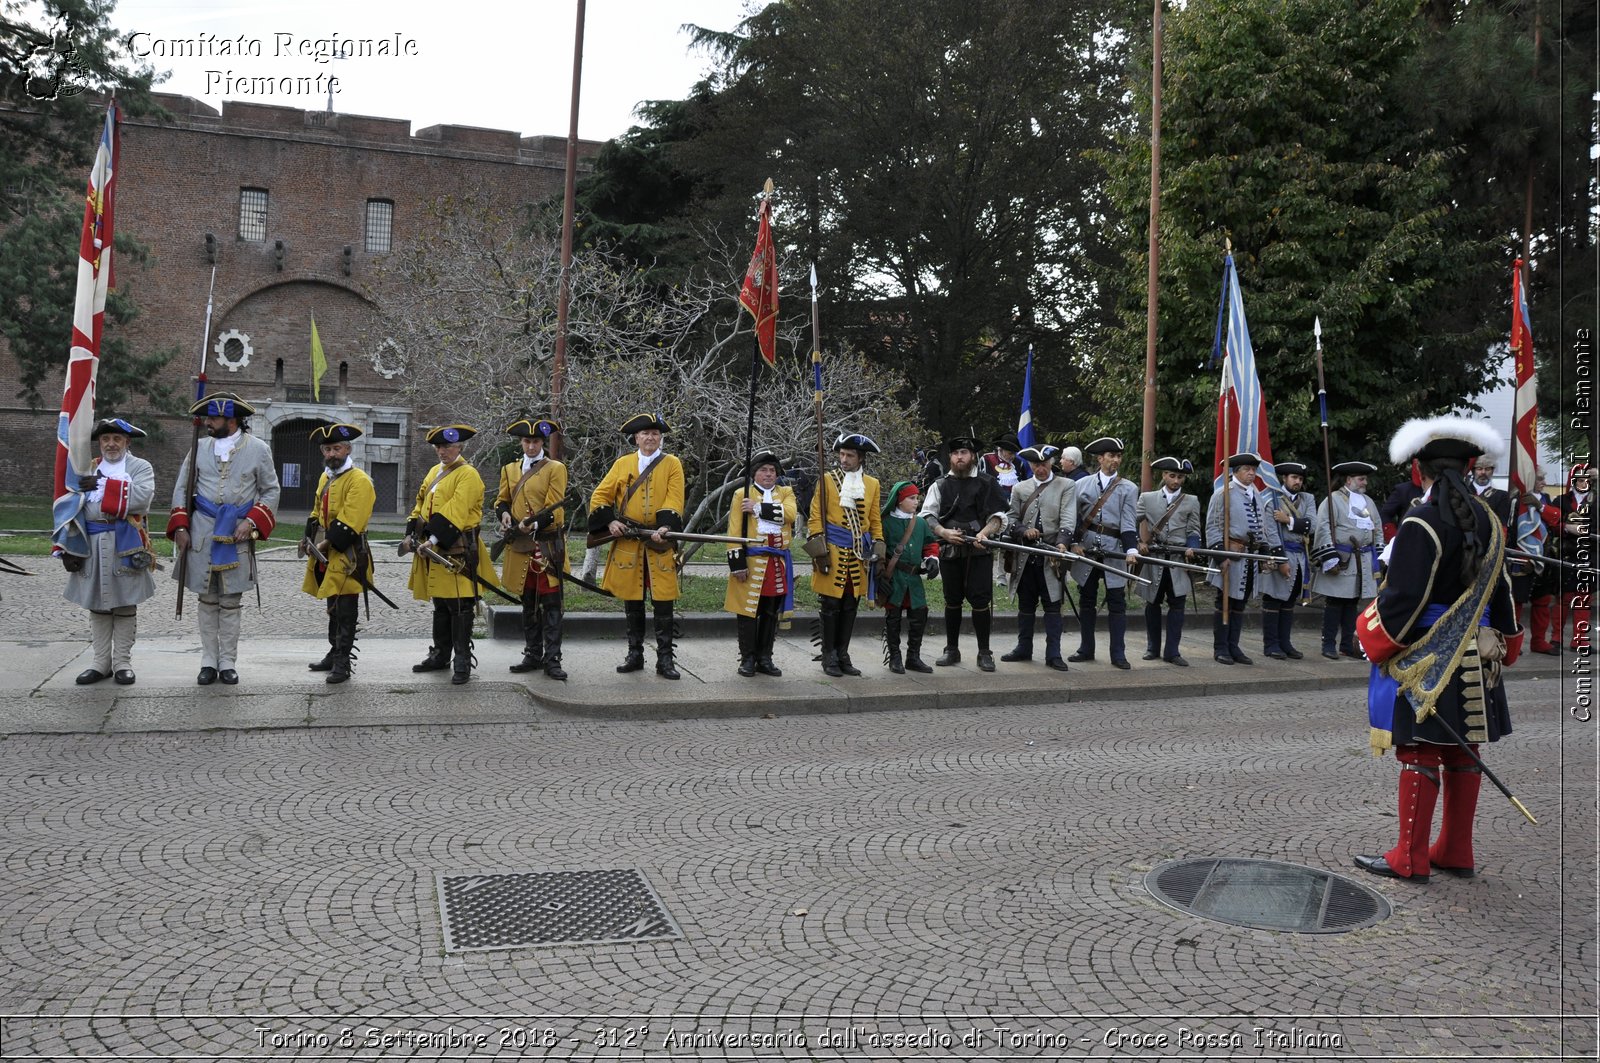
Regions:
[[1099, 0, 1507, 482], [0, 1, 171, 415]]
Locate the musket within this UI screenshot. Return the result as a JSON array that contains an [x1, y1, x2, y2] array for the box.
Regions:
[[598, 527, 764, 548], [1506, 548, 1598, 574], [489, 491, 579, 562], [1189, 544, 1286, 566], [416, 539, 521, 605], [174, 262, 219, 618], [1132, 546, 1222, 577], [967, 534, 1155, 587]]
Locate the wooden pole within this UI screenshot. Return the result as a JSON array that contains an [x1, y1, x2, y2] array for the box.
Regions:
[[550, 0, 586, 460], [1138, 0, 1165, 492]]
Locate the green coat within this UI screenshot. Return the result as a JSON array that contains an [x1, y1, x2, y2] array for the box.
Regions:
[[881, 511, 937, 609]]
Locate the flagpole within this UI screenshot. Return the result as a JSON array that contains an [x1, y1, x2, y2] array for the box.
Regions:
[[810, 263, 825, 519], [550, 0, 586, 460], [740, 179, 775, 543], [1138, 0, 1165, 492], [1314, 317, 1333, 507], [1217, 243, 1232, 625], [175, 260, 218, 618]]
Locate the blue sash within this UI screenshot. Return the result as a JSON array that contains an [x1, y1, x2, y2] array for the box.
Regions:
[[194, 495, 253, 572], [747, 545, 795, 612], [825, 521, 877, 588], [87, 518, 147, 568]]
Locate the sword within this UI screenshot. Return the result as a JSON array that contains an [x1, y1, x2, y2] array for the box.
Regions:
[[419, 539, 521, 605], [1419, 703, 1537, 825], [557, 568, 613, 597]]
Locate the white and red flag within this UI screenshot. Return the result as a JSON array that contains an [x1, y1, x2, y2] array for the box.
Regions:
[[1508, 258, 1538, 502], [51, 100, 119, 557], [1209, 251, 1280, 495]]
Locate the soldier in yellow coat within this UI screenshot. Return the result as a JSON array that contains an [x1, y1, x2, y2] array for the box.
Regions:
[[403, 424, 499, 685], [808, 432, 885, 677], [299, 423, 376, 684], [724, 450, 797, 678], [494, 417, 570, 681], [588, 412, 686, 679]]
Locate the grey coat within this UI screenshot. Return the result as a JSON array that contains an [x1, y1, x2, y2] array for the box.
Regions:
[[63, 454, 157, 611], [1204, 480, 1284, 601], [1312, 488, 1384, 600], [1002, 473, 1076, 598], [1070, 473, 1140, 589], [1256, 489, 1316, 601], [170, 433, 281, 595], [1136, 489, 1202, 599]]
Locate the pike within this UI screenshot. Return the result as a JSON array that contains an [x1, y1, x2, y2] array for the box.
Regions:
[[174, 261, 219, 618], [964, 534, 1155, 587]]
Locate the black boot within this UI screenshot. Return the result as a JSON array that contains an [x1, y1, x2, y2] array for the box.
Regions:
[[972, 608, 995, 672], [617, 601, 646, 672], [413, 608, 452, 672], [1107, 608, 1129, 668], [884, 607, 905, 673], [327, 595, 359, 684], [309, 607, 338, 671], [736, 615, 758, 677], [1262, 596, 1286, 659], [1321, 603, 1341, 659], [1069, 605, 1097, 662], [449, 604, 475, 685], [1143, 603, 1163, 660], [936, 607, 963, 666], [1339, 599, 1362, 658], [1163, 604, 1188, 666], [819, 598, 843, 677], [1001, 613, 1035, 662], [541, 593, 566, 681], [905, 607, 933, 673], [1227, 605, 1252, 664], [1043, 611, 1068, 670], [754, 599, 782, 676], [1213, 604, 1233, 665], [508, 595, 544, 672], [654, 602, 680, 680], [836, 598, 862, 675], [1279, 607, 1303, 659]]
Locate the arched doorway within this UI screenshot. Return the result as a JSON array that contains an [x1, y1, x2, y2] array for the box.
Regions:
[[271, 416, 334, 511]]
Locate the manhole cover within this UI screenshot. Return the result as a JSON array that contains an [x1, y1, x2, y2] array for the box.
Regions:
[[435, 868, 682, 952], [1146, 858, 1390, 933]]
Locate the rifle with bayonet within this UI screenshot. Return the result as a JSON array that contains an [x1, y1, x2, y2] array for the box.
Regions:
[[1505, 548, 1599, 574], [490, 491, 579, 562], [963, 533, 1157, 587]]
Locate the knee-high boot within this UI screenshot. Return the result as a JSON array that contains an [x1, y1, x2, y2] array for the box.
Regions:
[[836, 597, 863, 675], [1163, 605, 1187, 664], [509, 594, 543, 672], [541, 593, 566, 681], [736, 615, 758, 677], [754, 598, 782, 676], [449, 603, 475, 685], [936, 607, 963, 666], [1278, 607, 1303, 659], [1429, 758, 1482, 876], [654, 601, 680, 680], [1002, 612, 1034, 661], [1212, 604, 1231, 663], [1107, 609, 1128, 666], [1143, 603, 1162, 659], [1042, 611, 1067, 669], [1226, 604, 1250, 664], [1261, 597, 1284, 658], [1320, 604, 1341, 659], [819, 597, 843, 677], [328, 595, 359, 684], [1379, 763, 1440, 879], [1529, 594, 1555, 651], [310, 606, 338, 671], [905, 607, 933, 673], [1339, 599, 1361, 656], [414, 607, 452, 671], [883, 607, 904, 674], [617, 601, 646, 672]]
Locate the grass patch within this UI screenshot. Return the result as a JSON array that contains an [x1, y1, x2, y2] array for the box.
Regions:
[[0, 495, 55, 530]]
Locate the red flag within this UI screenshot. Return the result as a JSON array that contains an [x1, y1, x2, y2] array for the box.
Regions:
[[1509, 258, 1537, 503], [739, 192, 779, 367], [52, 100, 118, 556]]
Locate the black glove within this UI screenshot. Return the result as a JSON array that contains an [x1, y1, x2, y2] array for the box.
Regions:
[[77, 474, 99, 491], [921, 555, 940, 579]]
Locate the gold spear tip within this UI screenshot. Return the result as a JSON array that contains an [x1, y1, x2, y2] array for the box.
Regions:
[[1511, 796, 1538, 825], [763, 177, 774, 195]]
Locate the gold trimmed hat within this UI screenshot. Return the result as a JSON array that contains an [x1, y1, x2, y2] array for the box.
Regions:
[[310, 423, 363, 444], [425, 424, 477, 446]]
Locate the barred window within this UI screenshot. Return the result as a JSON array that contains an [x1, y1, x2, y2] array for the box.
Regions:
[[238, 188, 268, 241], [372, 421, 401, 439], [365, 198, 393, 253]]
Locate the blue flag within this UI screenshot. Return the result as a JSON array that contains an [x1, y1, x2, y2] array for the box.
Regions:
[[1016, 345, 1036, 448]]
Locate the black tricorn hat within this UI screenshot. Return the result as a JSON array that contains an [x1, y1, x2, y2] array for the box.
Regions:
[[1332, 460, 1377, 476], [425, 424, 477, 445], [1017, 444, 1060, 464], [310, 423, 363, 444], [1274, 460, 1308, 477], [1084, 436, 1125, 456], [619, 412, 670, 436], [836, 432, 881, 454], [1226, 451, 1261, 470], [190, 392, 255, 418], [1150, 456, 1192, 474], [91, 417, 146, 440], [506, 417, 560, 439]]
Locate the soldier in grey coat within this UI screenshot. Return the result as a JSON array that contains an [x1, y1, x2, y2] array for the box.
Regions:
[[1311, 459, 1384, 660], [1257, 460, 1317, 660], [63, 418, 158, 685], [1067, 436, 1142, 669], [166, 393, 281, 686], [1137, 457, 1202, 666], [1205, 453, 1286, 664], [998, 445, 1076, 670]]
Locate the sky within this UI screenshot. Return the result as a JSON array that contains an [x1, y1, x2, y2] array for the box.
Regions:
[[103, 0, 754, 142]]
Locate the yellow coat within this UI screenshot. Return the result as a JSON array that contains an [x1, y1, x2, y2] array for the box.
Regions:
[[589, 452, 685, 601], [722, 484, 797, 617], [494, 456, 570, 592], [808, 471, 884, 599], [300, 466, 376, 598], [406, 459, 500, 601]]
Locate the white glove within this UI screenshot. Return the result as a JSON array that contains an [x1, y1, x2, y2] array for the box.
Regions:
[[427, 535, 440, 546], [1322, 557, 1341, 572], [1125, 548, 1139, 562]]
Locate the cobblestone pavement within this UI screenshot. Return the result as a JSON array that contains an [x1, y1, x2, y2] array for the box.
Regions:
[[1, 679, 1594, 1060]]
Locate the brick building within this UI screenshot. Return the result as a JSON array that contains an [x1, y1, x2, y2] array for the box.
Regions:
[[0, 93, 597, 516]]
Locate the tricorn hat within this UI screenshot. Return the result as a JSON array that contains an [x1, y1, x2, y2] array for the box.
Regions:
[[1332, 460, 1378, 477], [1274, 460, 1308, 477], [190, 392, 254, 418], [619, 412, 670, 436], [1150, 456, 1193, 474], [1387, 417, 1505, 466], [91, 416, 146, 440], [836, 432, 881, 454], [506, 417, 561, 439], [1226, 451, 1261, 470], [310, 423, 363, 444], [749, 450, 784, 473], [1017, 444, 1060, 464], [425, 424, 477, 446], [1084, 436, 1124, 456]]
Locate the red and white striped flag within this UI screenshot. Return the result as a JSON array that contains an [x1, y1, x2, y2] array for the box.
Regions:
[[51, 100, 118, 556], [1508, 258, 1537, 503], [1210, 251, 1279, 495]]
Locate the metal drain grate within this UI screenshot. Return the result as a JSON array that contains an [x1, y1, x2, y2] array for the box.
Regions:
[[1146, 858, 1390, 934], [436, 868, 682, 952]]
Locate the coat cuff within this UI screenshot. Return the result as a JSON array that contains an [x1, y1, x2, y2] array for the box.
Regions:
[[245, 503, 276, 539], [425, 512, 461, 549], [166, 508, 189, 539], [1357, 600, 1404, 663], [101, 478, 129, 519]]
